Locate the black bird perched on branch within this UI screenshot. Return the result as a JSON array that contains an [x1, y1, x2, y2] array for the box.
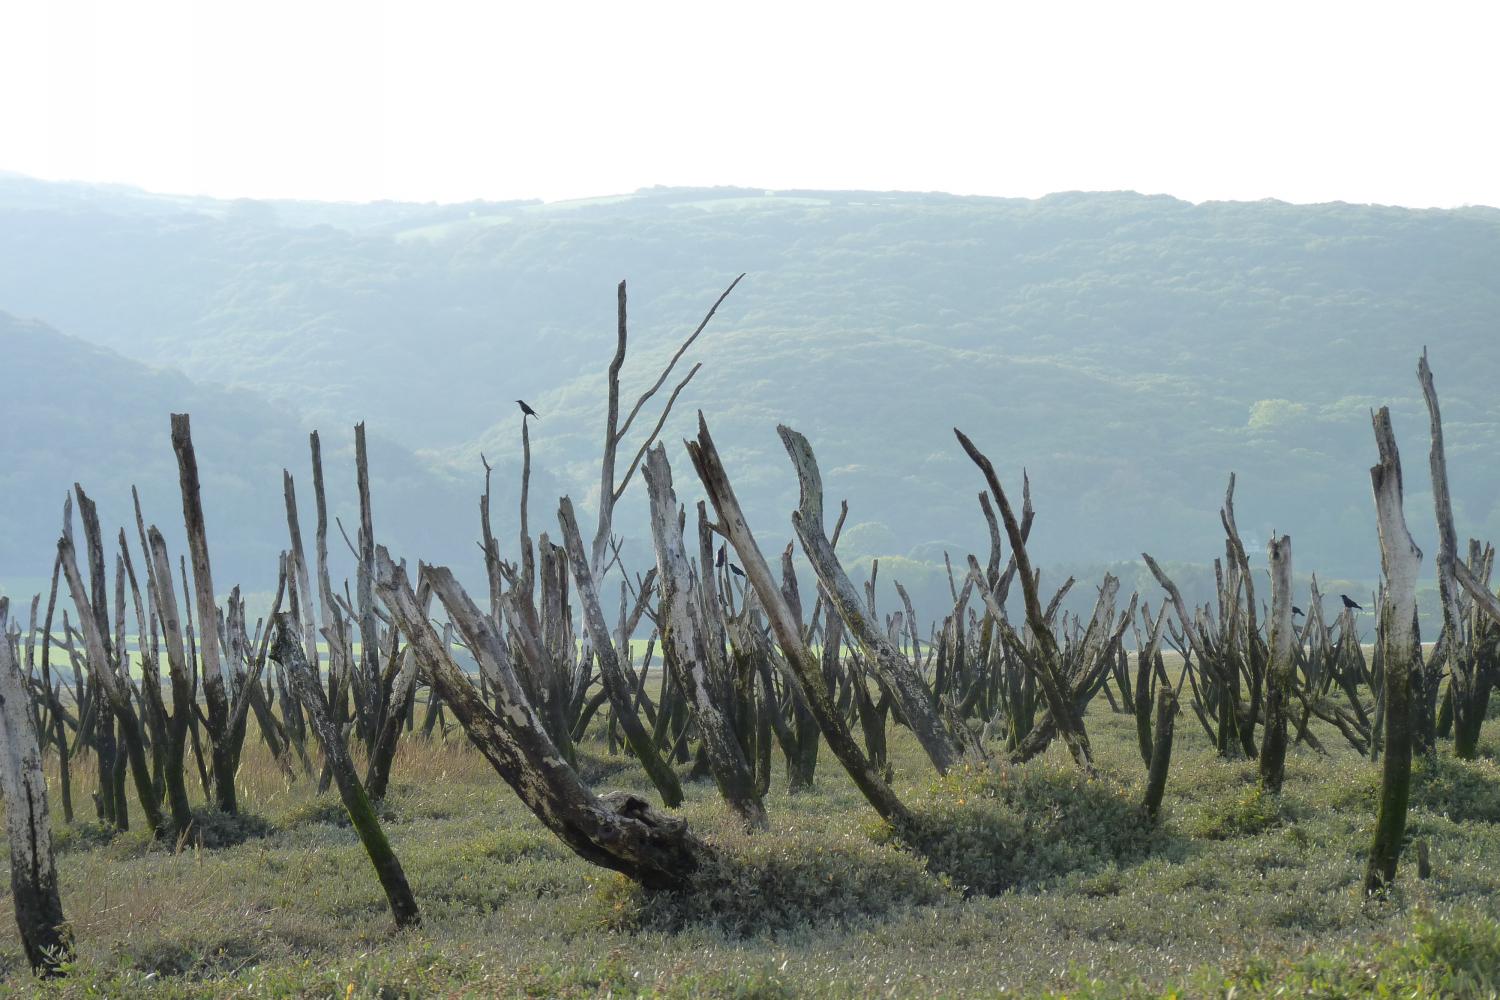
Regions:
[[1341, 594, 1364, 611], [729, 563, 745, 579], [516, 399, 538, 420], [1293, 606, 1305, 617], [716, 544, 726, 569]]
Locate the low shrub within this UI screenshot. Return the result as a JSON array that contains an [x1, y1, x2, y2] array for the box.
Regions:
[[891, 760, 1162, 895]]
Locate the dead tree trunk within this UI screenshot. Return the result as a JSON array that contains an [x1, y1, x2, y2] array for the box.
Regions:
[[57, 536, 165, 838], [375, 549, 708, 889], [170, 413, 238, 813], [643, 445, 767, 829], [955, 429, 1096, 774], [686, 413, 913, 829], [556, 497, 684, 807], [778, 426, 964, 774], [1365, 406, 1422, 897], [0, 599, 73, 976], [1420, 352, 1481, 757], [145, 528, 199, 831], [272, 614, 420, 929], [1142, 686, 1178, 822], [1259, 534, 1294, 793]]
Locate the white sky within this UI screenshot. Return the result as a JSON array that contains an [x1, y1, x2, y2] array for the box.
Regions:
[[1, 0, 1496, 208]]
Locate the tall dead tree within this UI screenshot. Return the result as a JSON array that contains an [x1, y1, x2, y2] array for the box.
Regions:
[[0, 598, 72, 976], [1365, 406, 1422, 897], [587, 276, 744, 580]]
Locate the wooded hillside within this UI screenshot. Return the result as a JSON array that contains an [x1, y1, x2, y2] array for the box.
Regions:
[[3, 177, 1498, 608]]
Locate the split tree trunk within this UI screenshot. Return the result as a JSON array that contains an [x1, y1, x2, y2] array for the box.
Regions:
[[1142, 686, 1178, 822], [956, 429, 1096, 774], [1364, 406, 1422, 897], [642, 445, 767, 830], [57, 536, 165, 838]]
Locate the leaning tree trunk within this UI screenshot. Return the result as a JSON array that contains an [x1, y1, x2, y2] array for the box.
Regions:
[[777, 426, 964, 774], [272, 615, 420, 929], [955, 429, 1096, 774], [1259, 533, 1294, 793], [686, 413, 914, 829], [556, 497, 684, 808], [374, 549, 708, 890], [0, 599, 73, 976], [1365, 406, 1422, 897]]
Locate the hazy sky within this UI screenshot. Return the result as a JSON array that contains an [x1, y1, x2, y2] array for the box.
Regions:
[[2, 0, 1496, 208]]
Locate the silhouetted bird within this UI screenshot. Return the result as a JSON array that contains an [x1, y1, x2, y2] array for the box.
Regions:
[[516, 399, 538, 420], [1292, 606, 1305, 617], [716, 544, 726, 569], [729, 563, 745, 579], [1341, 594, 1364, 611]]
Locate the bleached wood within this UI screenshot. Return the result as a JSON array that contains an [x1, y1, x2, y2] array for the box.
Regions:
[[778, 425, 963, 774], [643, 444, 766, 829], [0, 599, 72, 975], [1364, 406, 1422, 896]]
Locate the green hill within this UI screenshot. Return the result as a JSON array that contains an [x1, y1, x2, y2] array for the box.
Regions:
[[0, 311, 485, 602], [3, 177, 1498, 619]]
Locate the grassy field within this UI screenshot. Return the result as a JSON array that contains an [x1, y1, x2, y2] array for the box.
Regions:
[[2, 696, 1499, 997]]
